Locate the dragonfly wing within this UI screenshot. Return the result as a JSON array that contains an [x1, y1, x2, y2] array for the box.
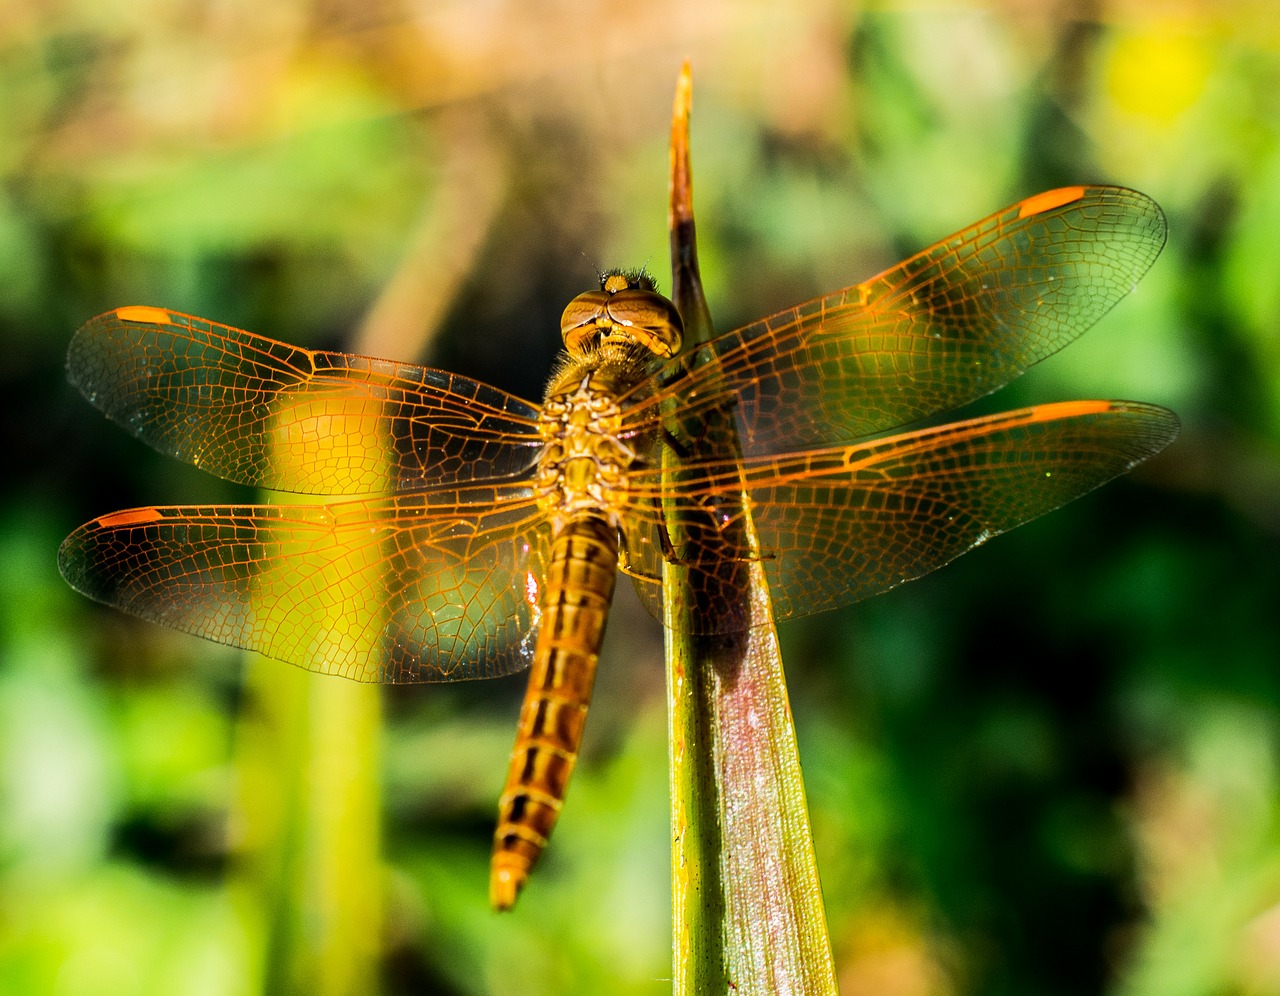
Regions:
[[58, 483, 552, 682], [625, 401, 1178, 628], [628, 187, 1166, 452], [68, 307, 544, 495]]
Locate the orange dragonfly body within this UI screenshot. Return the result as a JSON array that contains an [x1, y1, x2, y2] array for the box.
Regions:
[[59, 185, 1178, 909]]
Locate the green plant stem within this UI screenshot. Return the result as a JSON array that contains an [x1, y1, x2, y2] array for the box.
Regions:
[[233, 665, 382, 996], [665, 63, 837, 995]]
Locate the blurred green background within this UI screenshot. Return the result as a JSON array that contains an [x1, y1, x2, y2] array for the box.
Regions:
[[3, 1, 1278, 994]]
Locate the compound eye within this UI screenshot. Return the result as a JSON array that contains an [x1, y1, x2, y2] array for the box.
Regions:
[[606, 290, 684, 357], [560, 290, 610, 351]]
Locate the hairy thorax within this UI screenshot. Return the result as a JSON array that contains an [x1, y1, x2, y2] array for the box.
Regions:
[[536, 346, 649, 526], [533, 270, 684, 534]]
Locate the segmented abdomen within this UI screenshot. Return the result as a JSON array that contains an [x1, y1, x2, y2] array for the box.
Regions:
[[490, 514, 618, 910]]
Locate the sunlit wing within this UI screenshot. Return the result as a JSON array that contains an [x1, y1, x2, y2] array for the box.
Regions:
[[621, 400, 1178, 628], [623, 187, 1166, 452], [57, 483, 553, 682], [68, 307, 544, 495]]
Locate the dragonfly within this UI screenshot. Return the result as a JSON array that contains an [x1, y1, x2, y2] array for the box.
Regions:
[[59, 184, 1178, 910]]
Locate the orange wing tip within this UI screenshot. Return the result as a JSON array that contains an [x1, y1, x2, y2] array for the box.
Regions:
[[1017, 186, 1087, 219], [95, 507, 164, 528], [1029, 399, 1113, 420], [115, 306, 174, 325], [489, 864, 526, 911]]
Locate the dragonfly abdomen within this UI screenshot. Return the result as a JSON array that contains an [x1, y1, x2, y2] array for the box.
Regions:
[[490, 513, 618, 910]]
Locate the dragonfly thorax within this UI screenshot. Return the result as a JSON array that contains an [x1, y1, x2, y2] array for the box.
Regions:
[[537, 373, 637, 520]]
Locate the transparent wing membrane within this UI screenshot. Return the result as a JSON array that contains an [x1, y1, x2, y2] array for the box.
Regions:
[[622, 400, 1177, 627], [625, 186, 1166, 453], [59, 484, 551, 682], [68, 308, 544, 495]]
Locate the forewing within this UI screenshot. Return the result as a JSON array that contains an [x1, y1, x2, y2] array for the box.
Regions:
[[626, 187, 1166, 451], [623, 401, 1178, 627], [68, 307, 544, 495], [58, 484, 552, 682]]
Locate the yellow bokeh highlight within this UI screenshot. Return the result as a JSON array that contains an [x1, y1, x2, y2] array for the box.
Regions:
[[1106, 25, 1212, 123]]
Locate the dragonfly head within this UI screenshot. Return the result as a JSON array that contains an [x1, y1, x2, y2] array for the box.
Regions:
[[560, 270, 684, 359]]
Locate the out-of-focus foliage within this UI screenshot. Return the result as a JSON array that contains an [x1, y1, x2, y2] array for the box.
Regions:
[[2, 2, 1277, 994]]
